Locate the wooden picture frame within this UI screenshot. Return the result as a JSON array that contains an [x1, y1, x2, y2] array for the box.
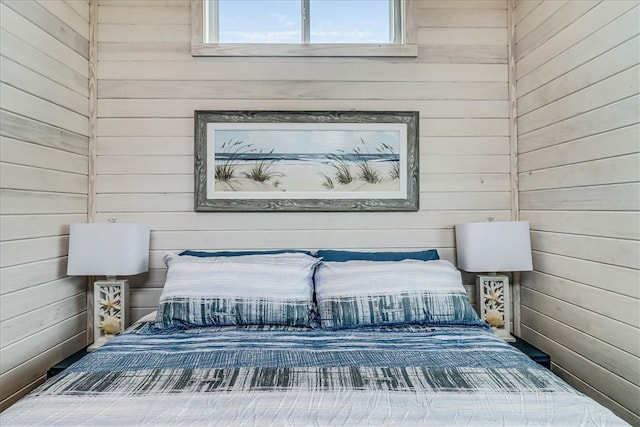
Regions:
[[194, 110, 419, 212]]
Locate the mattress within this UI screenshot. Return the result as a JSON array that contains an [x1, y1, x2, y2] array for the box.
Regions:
[[1, 318, 627, 426]]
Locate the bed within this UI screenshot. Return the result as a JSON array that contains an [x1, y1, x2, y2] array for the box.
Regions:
[[1, 250, 627, 426]]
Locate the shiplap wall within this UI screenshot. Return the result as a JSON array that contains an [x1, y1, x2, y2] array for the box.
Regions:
[[514, 0, 640, 423], [0, 0, 90, 410], [1, 0, 637, 422], [95, 0, 512, 322]]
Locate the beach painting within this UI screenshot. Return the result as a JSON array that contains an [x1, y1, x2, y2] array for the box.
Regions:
[[194, 111, 419, 211]]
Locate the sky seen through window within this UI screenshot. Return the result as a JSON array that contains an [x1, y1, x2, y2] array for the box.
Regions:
[[218, 0, 391, 44]]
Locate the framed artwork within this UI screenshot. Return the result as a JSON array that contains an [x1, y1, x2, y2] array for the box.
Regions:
[[194, 110, 419, 212]]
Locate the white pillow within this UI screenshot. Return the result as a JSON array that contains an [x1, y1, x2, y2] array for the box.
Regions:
[[155, 252, 320, 328], [315, 259, 466, 298], [314, 260, 481, 329]]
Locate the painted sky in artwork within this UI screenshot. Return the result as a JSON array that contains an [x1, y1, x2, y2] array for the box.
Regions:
[[214, 129, 401, 154]]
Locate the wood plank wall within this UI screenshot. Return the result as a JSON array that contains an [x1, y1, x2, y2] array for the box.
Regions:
[[0, 0, 90, 410], [513, 0, 640, 423], [1, 1, 636, 422], [94, 0, 512, 322]]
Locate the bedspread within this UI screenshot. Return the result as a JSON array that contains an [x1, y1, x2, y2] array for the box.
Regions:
[[2, 322, 627, 426]]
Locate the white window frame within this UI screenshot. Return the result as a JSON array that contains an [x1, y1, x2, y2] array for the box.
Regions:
[[191, 0, 417, 57]]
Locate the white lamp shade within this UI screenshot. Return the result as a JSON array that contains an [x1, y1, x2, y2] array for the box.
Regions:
[[455, 221, 533, 272], [67, 223, 150, 276]]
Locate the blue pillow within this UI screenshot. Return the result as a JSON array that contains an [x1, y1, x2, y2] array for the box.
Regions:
[[316, 249, 439, 262], [180, 249, 314, 257]]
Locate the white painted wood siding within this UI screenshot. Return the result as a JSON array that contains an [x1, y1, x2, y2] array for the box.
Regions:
[[514, 1, 640, 424], [0, 0, 90, 410], [2, 1, 636, 423], [95, 0, 511, 322]]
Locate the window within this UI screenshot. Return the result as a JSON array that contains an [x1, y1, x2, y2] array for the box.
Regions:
[[192, 0, 417, 57], [209, 0, 398, 44]]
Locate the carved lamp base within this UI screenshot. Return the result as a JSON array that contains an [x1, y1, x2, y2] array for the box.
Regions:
[[90, 279, 128, 351], [476, 275, 515, 342]]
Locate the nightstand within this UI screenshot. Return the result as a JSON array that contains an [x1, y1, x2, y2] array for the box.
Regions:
[[47, 347, 88, 378], [510, 337, 551, 369]]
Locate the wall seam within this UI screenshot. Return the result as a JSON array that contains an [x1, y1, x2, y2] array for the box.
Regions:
[[86, 0, 98, 345], [508, 0, 522, 337]]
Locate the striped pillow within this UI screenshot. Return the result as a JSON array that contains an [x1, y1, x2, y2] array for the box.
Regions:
[[314, 260, 481, 329], [155, 252, 320, 329]]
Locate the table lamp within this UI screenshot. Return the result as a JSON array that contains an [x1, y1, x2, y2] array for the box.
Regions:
[[455, 220, 533, 342], [67, 223, 150, 350]]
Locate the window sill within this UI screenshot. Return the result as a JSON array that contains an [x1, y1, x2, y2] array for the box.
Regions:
[[191, 43, 418, 58]]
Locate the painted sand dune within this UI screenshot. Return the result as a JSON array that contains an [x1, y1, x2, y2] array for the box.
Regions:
[[215, 161, 400, 193]]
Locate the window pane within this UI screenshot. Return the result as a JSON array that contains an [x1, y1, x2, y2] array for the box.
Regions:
[[218, 0, 301, 43], [309, 0, 390, 43]]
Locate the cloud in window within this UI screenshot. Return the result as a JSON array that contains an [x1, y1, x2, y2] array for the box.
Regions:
[[310, 29, 378, 43], [219, 30, 300, 43]]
